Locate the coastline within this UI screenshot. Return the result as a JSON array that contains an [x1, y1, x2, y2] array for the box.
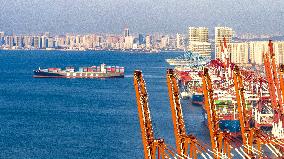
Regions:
[[0, 48, 186, 54]]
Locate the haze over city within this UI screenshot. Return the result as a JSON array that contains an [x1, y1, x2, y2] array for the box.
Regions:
[[0, 0, 283, 35]]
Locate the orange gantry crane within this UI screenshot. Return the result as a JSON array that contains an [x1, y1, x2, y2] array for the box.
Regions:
[[263, 40, 283, 119], [233, 65, 284, 158], [133, 70, 178, 159], [166, 69, 208, 159], [263, 40, 284, 139], [201, 68, 232, 159], [233, 66, 257, 158]]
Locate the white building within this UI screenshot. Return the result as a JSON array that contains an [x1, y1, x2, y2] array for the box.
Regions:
[[124, 36, 134, 49], [188, 42, 212, 56], [188, 27, 209, 42], [230, 42, 249, 64], [188, 27, 211, 56], [249, 41, 268, 64], [249, 41, 284, 65], [176, 33, 183, 50], [160, 36, 169, 49], [215, 27, 234, 59], [145, 35, 151, 50]]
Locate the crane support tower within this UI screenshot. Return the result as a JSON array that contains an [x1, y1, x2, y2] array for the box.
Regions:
[[134, 70, 179, 159], [233, 66, 256, 157], [202, 68, 232, 159], [166, 69, 208, 159]]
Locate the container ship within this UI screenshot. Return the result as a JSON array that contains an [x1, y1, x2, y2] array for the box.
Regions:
[[174, 66, 204, 105], [33, 64, 124, 78], [203, 99, 241, 136]]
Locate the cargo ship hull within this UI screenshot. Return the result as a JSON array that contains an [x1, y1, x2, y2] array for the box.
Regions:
[[191, 93, 204, 106], [203, 110, 241, 136]]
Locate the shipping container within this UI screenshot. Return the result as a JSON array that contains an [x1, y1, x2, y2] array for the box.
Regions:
[[97, 66, 101, 72], [87, 68, 93, 72], [119, 67, 124, 73], [107, 66, 112, 72], [111, 66, 115, 72]]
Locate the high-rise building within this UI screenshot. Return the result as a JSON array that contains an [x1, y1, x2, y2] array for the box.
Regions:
[[23, 36, 32, 48], [0, 32, 4, 45], [160, 36, 169, 49], [124, 28, 130, 37], [188, 27, 211, 56], [249, 41, 284, 65], [75, 35, 81, 47], [176, 33, 184, 50], [274, 42, 284, 64], [4, 36, 13, 48], [124, 36, 134, 49], [40, 36, 48, 49], [138, 34, 144, 45], [33, 36, 40, 49], [230, 42, 249, 64], [15, 36, 23, 48], [188, 42, 212, 56], [47, 37, 55, 48], [249, 41, 267, 64], [215, 27, 234, 59], [69, 35, 76, 48], [188, 27, 209, 42], [54, 36, 65, 48], [145, 35, 151, 50]]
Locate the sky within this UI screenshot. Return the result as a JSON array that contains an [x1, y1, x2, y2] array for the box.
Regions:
[[0, 0, 283, 35]]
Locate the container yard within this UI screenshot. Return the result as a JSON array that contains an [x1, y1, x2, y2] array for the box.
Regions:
[[133, 39, 284, 158]]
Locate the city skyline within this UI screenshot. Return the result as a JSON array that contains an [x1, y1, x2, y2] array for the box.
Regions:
[[0, 0, 283, 35]]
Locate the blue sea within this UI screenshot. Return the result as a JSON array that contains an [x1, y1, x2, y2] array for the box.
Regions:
[[0, 50, 210, 159]]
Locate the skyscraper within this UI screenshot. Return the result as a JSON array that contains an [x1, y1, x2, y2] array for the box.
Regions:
[[33, 36, 40, 49], [160, 36, 169, 49], [176, 33, 183, 50], [124, 36, 134, 49], [124, 28, 130, 37], [0, 32, 4, 45], [145, 35, 151, 50], [138, 34, 144, 45], [188, 27, 211, 56], [188, 27, 209, 42], [249, 41, 284, 65], [230, 42, 249, 64], [47, 37, 55, 48], [215, 27, 234, 59]]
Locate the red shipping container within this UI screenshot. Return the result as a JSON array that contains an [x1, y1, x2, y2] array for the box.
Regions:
[[87, 68, 93, 72]]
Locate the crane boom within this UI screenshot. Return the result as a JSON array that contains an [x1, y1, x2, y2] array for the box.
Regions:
[[202, 68, 223, 158], [166, 69, 209, 158], [134, 70, 182, 159], [233, 65, 255, 157], [134, 70, 156, 159], [166, 69, 187, 156], [263, 40, 284, 139]]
